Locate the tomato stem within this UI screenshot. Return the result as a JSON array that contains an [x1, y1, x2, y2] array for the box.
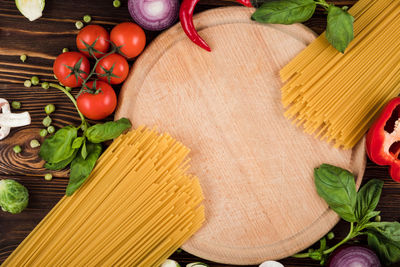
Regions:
[[47, 83, 87, 124], [79, 48, 116, 96]]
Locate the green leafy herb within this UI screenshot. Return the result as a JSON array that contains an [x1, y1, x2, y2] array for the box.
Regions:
[[86, 118, 131, 143], [44, 150, 78, 171], [326, 5, 354, 53], [367, 228, 400, 265], [314, 164, 357, 222], [251, 0, 316, 24], [39, 126, 77, 163], [293, 164, 400, 266], [72, 136, 85, 149], [355, 179, 383, 224], [66, 142, 101, 196], [251, 0, 354, 53]]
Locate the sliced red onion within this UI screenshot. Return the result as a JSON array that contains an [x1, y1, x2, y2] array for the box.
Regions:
[[328, 245, 381, 267], [128, 0, 179, 31]]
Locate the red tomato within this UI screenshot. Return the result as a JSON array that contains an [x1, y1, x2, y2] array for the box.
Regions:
[[53, 52, 90, 88], [76, 25, 110, 58], [77, 81, 117, 120], [95, 54, 129, 84], [110, 22, 146, 59]]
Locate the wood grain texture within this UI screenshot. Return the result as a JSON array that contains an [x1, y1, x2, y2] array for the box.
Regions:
[[115, 7, 366, 264], [2, 1, 398, 267]]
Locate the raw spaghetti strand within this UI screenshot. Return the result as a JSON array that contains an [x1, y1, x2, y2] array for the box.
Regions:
[[2, 127, 205, 267], [280, 0, 400, 149]]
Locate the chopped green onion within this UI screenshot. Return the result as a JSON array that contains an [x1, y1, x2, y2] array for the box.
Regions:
[[62, 47, 69, 53], [39, 129, 48, 137], [113, 0, 121, 8], [20, 54, 27, 62], [83, 15, 91, 23], [31, 76, 40, 85], [13, 145, 22, 154], [11, 101, 21, 109], [45, 104, 55, 115], [24, 80, 32, 88], [41, 82, 49, 90], [44, 173, 53, 181], [75, 21, 84, 30], [30, 139, 40, 148], [47, 125, 55, 134], [42, 116, 52, 127]]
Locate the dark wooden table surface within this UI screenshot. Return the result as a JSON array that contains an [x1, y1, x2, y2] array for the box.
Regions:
[[1, 0, 399, 266]]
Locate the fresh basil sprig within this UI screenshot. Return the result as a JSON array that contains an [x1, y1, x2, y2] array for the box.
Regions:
[[293, 164, 400, 265], [251, 0, 354, 53], [38, 83, 131, 196]]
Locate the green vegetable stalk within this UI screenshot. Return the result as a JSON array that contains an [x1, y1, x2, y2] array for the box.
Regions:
[[0, 179, 29, 214], [293, 164, 400, 265], [36, 82, 131, 196], [251, 0, 354, 53]]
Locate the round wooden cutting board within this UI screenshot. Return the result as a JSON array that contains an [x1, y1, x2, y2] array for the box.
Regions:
[[115, 7, 366, 265]]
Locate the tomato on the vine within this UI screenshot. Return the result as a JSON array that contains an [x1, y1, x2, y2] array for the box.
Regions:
[[76, 25, 110, 58], [77, 81, 117, 120], [110, 22, 146, 59], [95, 53, 129, 84], [53, 52, 90, 88]]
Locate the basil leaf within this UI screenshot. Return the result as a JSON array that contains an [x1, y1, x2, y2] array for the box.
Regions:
[[86, 118, 131, 143], [72, 136, 85, 149], [314, 164, 357, 222], [326, 5, 354, 53], [39, 126, 77, 163], [251, 0, 316, 25], [366, 222, 400, 241], [81, 141, 88, 160], [367, 222, 400, 265], [355, 179, 383, 223], [66, 142, 102, 196], [44, 150, 78, 171]]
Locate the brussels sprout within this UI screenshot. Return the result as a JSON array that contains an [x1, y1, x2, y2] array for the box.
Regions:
[[0, 179, 29, 214]]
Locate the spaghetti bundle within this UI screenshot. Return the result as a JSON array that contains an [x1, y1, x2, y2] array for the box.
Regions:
[[280, 0, 400, 149], [3, 127, 204, 267]]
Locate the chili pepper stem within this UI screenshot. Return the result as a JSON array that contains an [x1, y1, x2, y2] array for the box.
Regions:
[[46, 83, 87, 124]]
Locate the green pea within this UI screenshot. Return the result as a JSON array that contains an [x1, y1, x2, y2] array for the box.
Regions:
[[24, 80, 32, 88], [20, 54, 27, 62], [327, 232, 335, 240], [39, 129, 48, 137], [375, 215, 381, 222], [113, 0, 121, 8], [75, 21, 84, 30], [31, 76, 40, 85], [47, 126, 55, 134], [83, 15, 91, 23], [44, 173, 53, 181], [42, 116, 52, 127], [62, 47, 69, 53], [45, 104, 55, 115], [13, 145, 22, 154], [41, 82, 50, 90], [30, 139, 40, 148], [11, 101, 21, 109]]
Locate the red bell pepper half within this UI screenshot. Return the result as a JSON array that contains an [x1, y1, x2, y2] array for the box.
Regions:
[[366, 97, 400, 182]]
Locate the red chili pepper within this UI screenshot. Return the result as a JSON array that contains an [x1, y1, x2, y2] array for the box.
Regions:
[[179, 0, 252, 52], [366, 97, 400, 182]]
